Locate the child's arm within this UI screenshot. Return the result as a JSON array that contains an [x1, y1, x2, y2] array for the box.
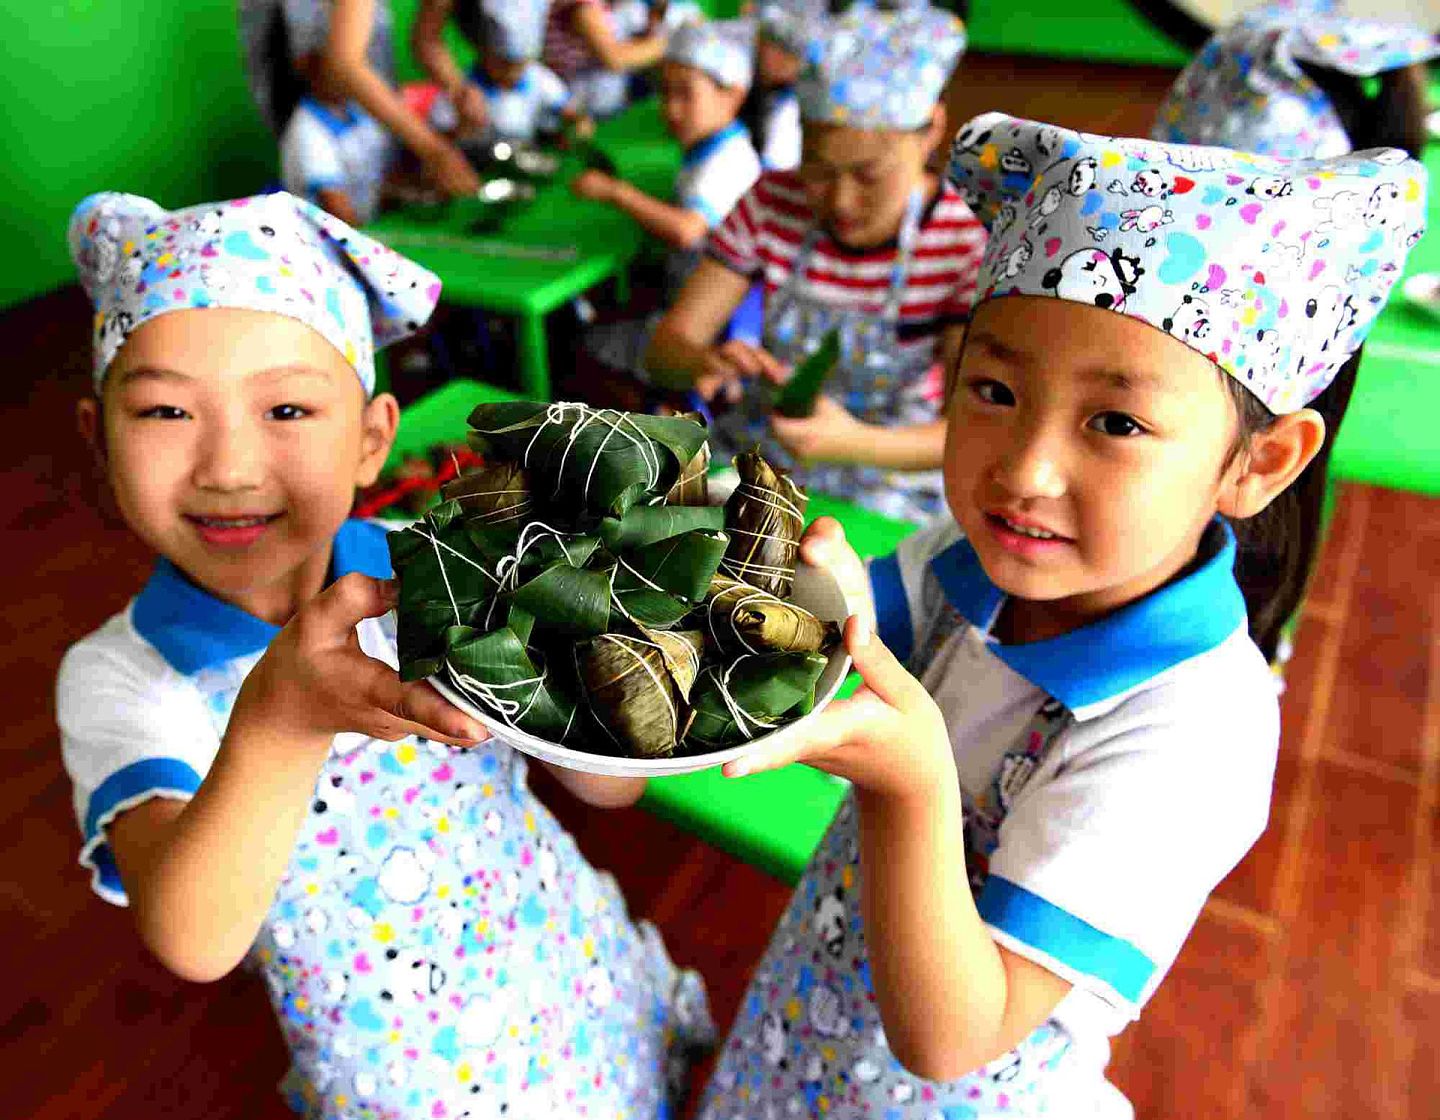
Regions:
[[646, 258, 790, 397], [724, 522, 1072, 1081], [771, 403, 947, 471], [570, 171, 709, 249], [412, 0, 489, 135], [327, 0, 481, 197], [767, 322, 966, 471], [539, 765, 646, 808], [570, 2, 667, 72], [106, 575, 486, 982], [315, 187, 362, 227]]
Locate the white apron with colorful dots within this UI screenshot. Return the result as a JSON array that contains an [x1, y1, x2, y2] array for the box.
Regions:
[[258, 730, 713, 1120]]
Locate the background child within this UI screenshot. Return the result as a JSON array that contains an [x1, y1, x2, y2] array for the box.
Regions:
[[1153, 0, 1437, 159], [59, 190, 711, 1118], [545, 0, 670, 119], [280, 45, 393, 225], [575, 18, 762, 381], [423, 1, 594, 144], [693, 114, 1426, 1118], [645, 6, 979, 523], [740, 0, 827, 172]]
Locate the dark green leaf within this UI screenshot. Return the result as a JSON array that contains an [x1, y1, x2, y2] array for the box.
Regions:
[[685, 652, 828, 748], [598, 504, 725, 551], [443, 625, 577, 741], [466, 401, 708, 520], [509, 564, 615, 637]]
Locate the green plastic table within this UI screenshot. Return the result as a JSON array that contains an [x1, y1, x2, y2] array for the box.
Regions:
[[383, 381, 918, 884], [367, 101, 682, 401], [1328, 99, 1440, 497]]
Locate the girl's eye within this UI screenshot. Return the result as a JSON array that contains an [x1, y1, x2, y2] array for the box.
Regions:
[[1089, 411, 1146, 437], [137, 405, 189, 420], [969, 379, 1015, 406], [267, 403, 312, 421]]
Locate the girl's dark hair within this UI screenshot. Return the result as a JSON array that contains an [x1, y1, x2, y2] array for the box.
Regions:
[[262, 6, 307, 134], [1225, 348, 1361, 662], [1296, 59, 1430, 157]]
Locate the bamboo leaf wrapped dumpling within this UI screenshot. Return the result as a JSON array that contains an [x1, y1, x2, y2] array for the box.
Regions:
[[440, 461, 534, 528], [466, 401, 708, 521], [388, 501, 503, 680], [576, 630, 706, 757], [443, 624, 578, 742], [720, 450, 807, 598], [598, 504, 725, 551], [685, 652, 828, 749], [611, 529, 729, 628], [701, 575, 840, 657], [664, 411, 711, 506]]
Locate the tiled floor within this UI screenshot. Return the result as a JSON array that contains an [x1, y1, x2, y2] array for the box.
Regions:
[[4, 53, 1439, 1120]]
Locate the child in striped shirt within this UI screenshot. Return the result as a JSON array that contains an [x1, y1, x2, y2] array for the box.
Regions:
[[645, 7, 982, 522]]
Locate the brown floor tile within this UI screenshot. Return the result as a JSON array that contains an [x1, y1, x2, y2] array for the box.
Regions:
[[1306, 483, 1364, 617], [1404, 984, 1440, 1120], [1109, 911, 1269, 1118], [1323, 502, 1438, 778], [1250, 760, 1421, 1120]]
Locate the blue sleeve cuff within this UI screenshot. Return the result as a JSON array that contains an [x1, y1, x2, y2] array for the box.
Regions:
[[869, 552, 913, 665], [977, 876, 1156, 1005], [681, 197, 724, 228], [81, 757, 203, 904]]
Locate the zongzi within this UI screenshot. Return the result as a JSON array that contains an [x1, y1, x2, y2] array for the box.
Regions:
[[577, 630, 705, 758], [720, 450, 807, 598], [441, 461, 533, 528], [702, 575, 839, 657], [685, 652, 828, 749]]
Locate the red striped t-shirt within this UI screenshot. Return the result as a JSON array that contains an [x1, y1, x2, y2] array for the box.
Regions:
[[544, 0, 608, 81], [706, 171, 988, 356]]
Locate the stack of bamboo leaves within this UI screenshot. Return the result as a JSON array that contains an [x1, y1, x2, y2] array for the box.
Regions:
[[388, 401, 841, 759]]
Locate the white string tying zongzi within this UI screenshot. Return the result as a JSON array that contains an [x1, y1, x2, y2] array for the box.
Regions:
[[702, 656, 779, 742], [719, 481, 805, 588], [406, 522, 504, 626], [705, 581, 784, 656], [518, 403, 663, 508], [455, 486, 532, 526], [594, 633, 678, 741]]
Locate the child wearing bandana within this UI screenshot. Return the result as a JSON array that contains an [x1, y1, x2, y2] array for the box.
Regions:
[[693, 116, 1425, 1118], [1153, 0, 1437, 160], [646, 8, 985, 524], [57, 191, 712, 1119]]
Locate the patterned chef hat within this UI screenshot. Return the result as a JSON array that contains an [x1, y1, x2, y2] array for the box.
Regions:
[[480, 0, 549, 62], [69, 191, 441, 394], [755, 0, 829, 57], [1153, 0, 1438, 160], [665, 18, 755, 89], [948, 112, 1427, 413], [796, 6, 966, 130]]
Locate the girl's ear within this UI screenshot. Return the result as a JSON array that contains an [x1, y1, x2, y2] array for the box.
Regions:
[[355, 392, 400, 489], [76, 397, 107, 472], [1218, 407, 1327, 521], [920, 103, 949, 165]]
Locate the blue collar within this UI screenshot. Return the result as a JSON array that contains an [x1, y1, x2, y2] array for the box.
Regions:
[[132, 519, 393, 676], [768, 86, 797, 105], [470, 64, 532, 96], [682, 120, 749, 169], [929, 517, 1247, 713], [300, 96, 363, 136]]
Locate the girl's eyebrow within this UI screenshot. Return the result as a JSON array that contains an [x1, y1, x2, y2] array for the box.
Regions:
[[1081, 366, 1167, 392], [117, 365, 192, 385], [968, 331, 1026, 363]]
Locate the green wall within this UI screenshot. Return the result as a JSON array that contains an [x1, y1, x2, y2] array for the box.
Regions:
[[0, 0, 1179, 311], [1, 2, 276, 310]]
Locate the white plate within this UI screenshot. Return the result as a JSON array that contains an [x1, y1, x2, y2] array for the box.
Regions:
[[430, 560, 858, 777]]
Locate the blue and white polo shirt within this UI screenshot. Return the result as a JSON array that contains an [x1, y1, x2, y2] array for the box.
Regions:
[[279, 97, 392, 225]]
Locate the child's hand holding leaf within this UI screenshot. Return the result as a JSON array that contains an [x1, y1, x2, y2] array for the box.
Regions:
[[232, 573, 489, 752]]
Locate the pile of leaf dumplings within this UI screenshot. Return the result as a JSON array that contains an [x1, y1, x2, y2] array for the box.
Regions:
[[389, 401, 841, 759]]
